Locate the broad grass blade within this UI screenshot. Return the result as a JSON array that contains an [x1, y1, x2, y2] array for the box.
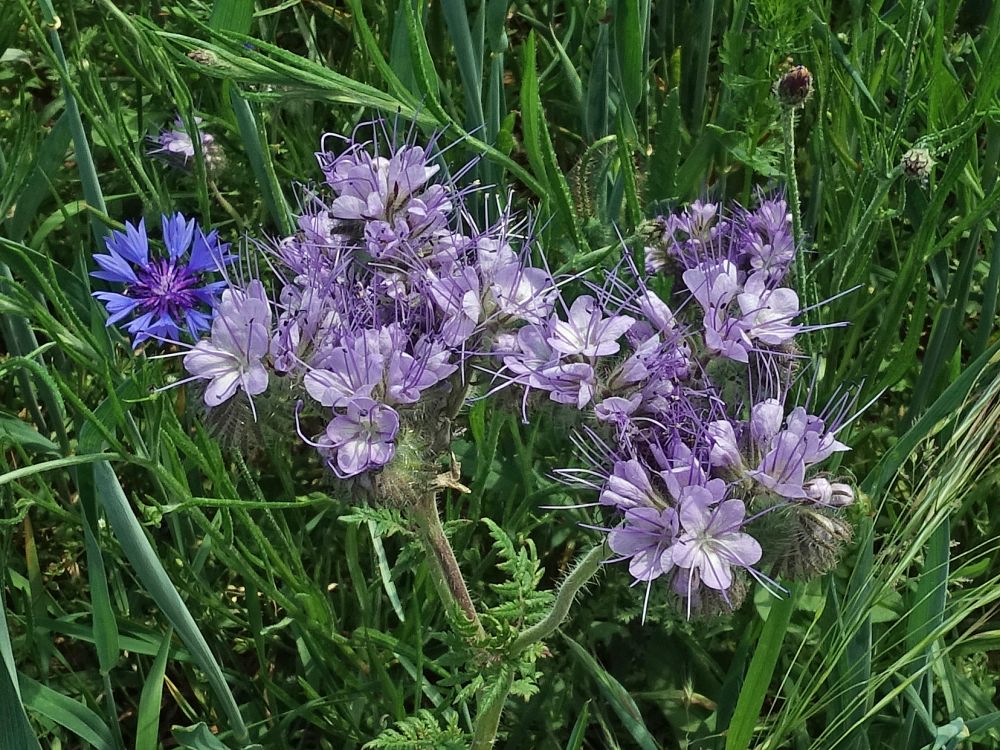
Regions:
[[93, 461, 249, 744]]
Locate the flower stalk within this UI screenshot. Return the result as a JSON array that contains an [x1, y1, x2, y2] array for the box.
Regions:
[[411, 491, 484, 637], [510, 542, 606, 655], [781, 107, 824, 344], [470, 543, 607, 749]]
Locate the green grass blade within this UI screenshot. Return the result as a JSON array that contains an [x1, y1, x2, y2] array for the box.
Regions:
[[565, 701, 591, 750], [711, 615, 761, 749], [614, 0, 646, 112], [0, 659, 42, 750], [19, 675, 116, 750], [229, 90, 293, 234], [441, 0, 486, 133], [585, 24, 611, 140], [93, 461, 249, 744], [688, 0, 715, 133], [28, 0, 108, 243], [173, 722, 232, 750], [900, 517, 951, 749], [863, 341, 1000, 497], [368, 521, 406, 623], [725, 587, 798, 750], [0, 587, 25, 704], [5, 113, 71, 244], [210, 0, 253, 35], [135, 629, 173, 750], [520, 31, 588, 256], [562, 633, 659, 750]]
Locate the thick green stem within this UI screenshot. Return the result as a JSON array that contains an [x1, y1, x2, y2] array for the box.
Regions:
[[412, 492, 484, 635], [470, 670, 514, 750], [470, 543, 606, 749]]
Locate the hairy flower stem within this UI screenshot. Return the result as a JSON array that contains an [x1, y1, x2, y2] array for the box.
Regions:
[[781, 108, 822, 344], [511, 542, 606, 654], [470, 543, 607, 749], [781, 110, 808, 296], [412, 492, 484, 637], [781, 109, 804, 257]]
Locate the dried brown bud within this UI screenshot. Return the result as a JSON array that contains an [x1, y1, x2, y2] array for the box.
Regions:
[[187, 49, 220, 66], [775, 65, 814, 108]]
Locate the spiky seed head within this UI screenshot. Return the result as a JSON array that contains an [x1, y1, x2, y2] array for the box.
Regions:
[[775, 65, 814, 108], [775, 507, 853, 580]]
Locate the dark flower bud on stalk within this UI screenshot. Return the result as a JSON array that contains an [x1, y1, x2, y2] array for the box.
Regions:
[[775, 65, 814, 108], [901, 147, 934, 182]]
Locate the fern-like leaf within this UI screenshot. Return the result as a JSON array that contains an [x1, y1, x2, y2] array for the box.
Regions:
[[363, 709, 467, 750]]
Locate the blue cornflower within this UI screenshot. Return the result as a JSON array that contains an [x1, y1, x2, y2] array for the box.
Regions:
[[91, 213, 232, 347]]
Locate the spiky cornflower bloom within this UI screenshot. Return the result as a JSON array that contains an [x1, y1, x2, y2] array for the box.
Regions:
[[92, 213, 232, 347], [149, 117, 224, 171], [181, 121, 555, 486]]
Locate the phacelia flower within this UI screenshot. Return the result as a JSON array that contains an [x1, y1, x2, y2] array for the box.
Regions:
[[149, 117, 224, 171], [543, 198, 857, 619], [321, 398, 400, 477], [92, 213, 231, 346], [673, 498, 762, 601], [179, 122, 554, 484], [183, 280, 271, 409]]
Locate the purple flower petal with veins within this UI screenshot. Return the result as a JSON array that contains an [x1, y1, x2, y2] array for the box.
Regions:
[[324, 398, 400, 477], [548, 295, 635, 358], [673, 498, 762, 592], [608, 506, 678, 582], [183, 280, 271, 407]]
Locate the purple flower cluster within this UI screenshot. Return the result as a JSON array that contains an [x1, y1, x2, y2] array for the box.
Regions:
[[542, 196, 855, 618], [644, 197, 816, 363], [109, 119, 855, 618], [181, 124, 554, 479], [91, 213, 231, 346]]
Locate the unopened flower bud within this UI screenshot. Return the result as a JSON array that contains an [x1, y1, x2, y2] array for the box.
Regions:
[[805, 477, 854, 507], [828, 481, 854, 507], [187, 49, 220, 66], [750, 399, 783, 447], [775, 65, 813, 108], [901, 147, 934, 182], [707, 420, 744, 472]]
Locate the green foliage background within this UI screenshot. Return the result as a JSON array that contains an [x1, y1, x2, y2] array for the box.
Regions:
[[1, 0, 999, 748]]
